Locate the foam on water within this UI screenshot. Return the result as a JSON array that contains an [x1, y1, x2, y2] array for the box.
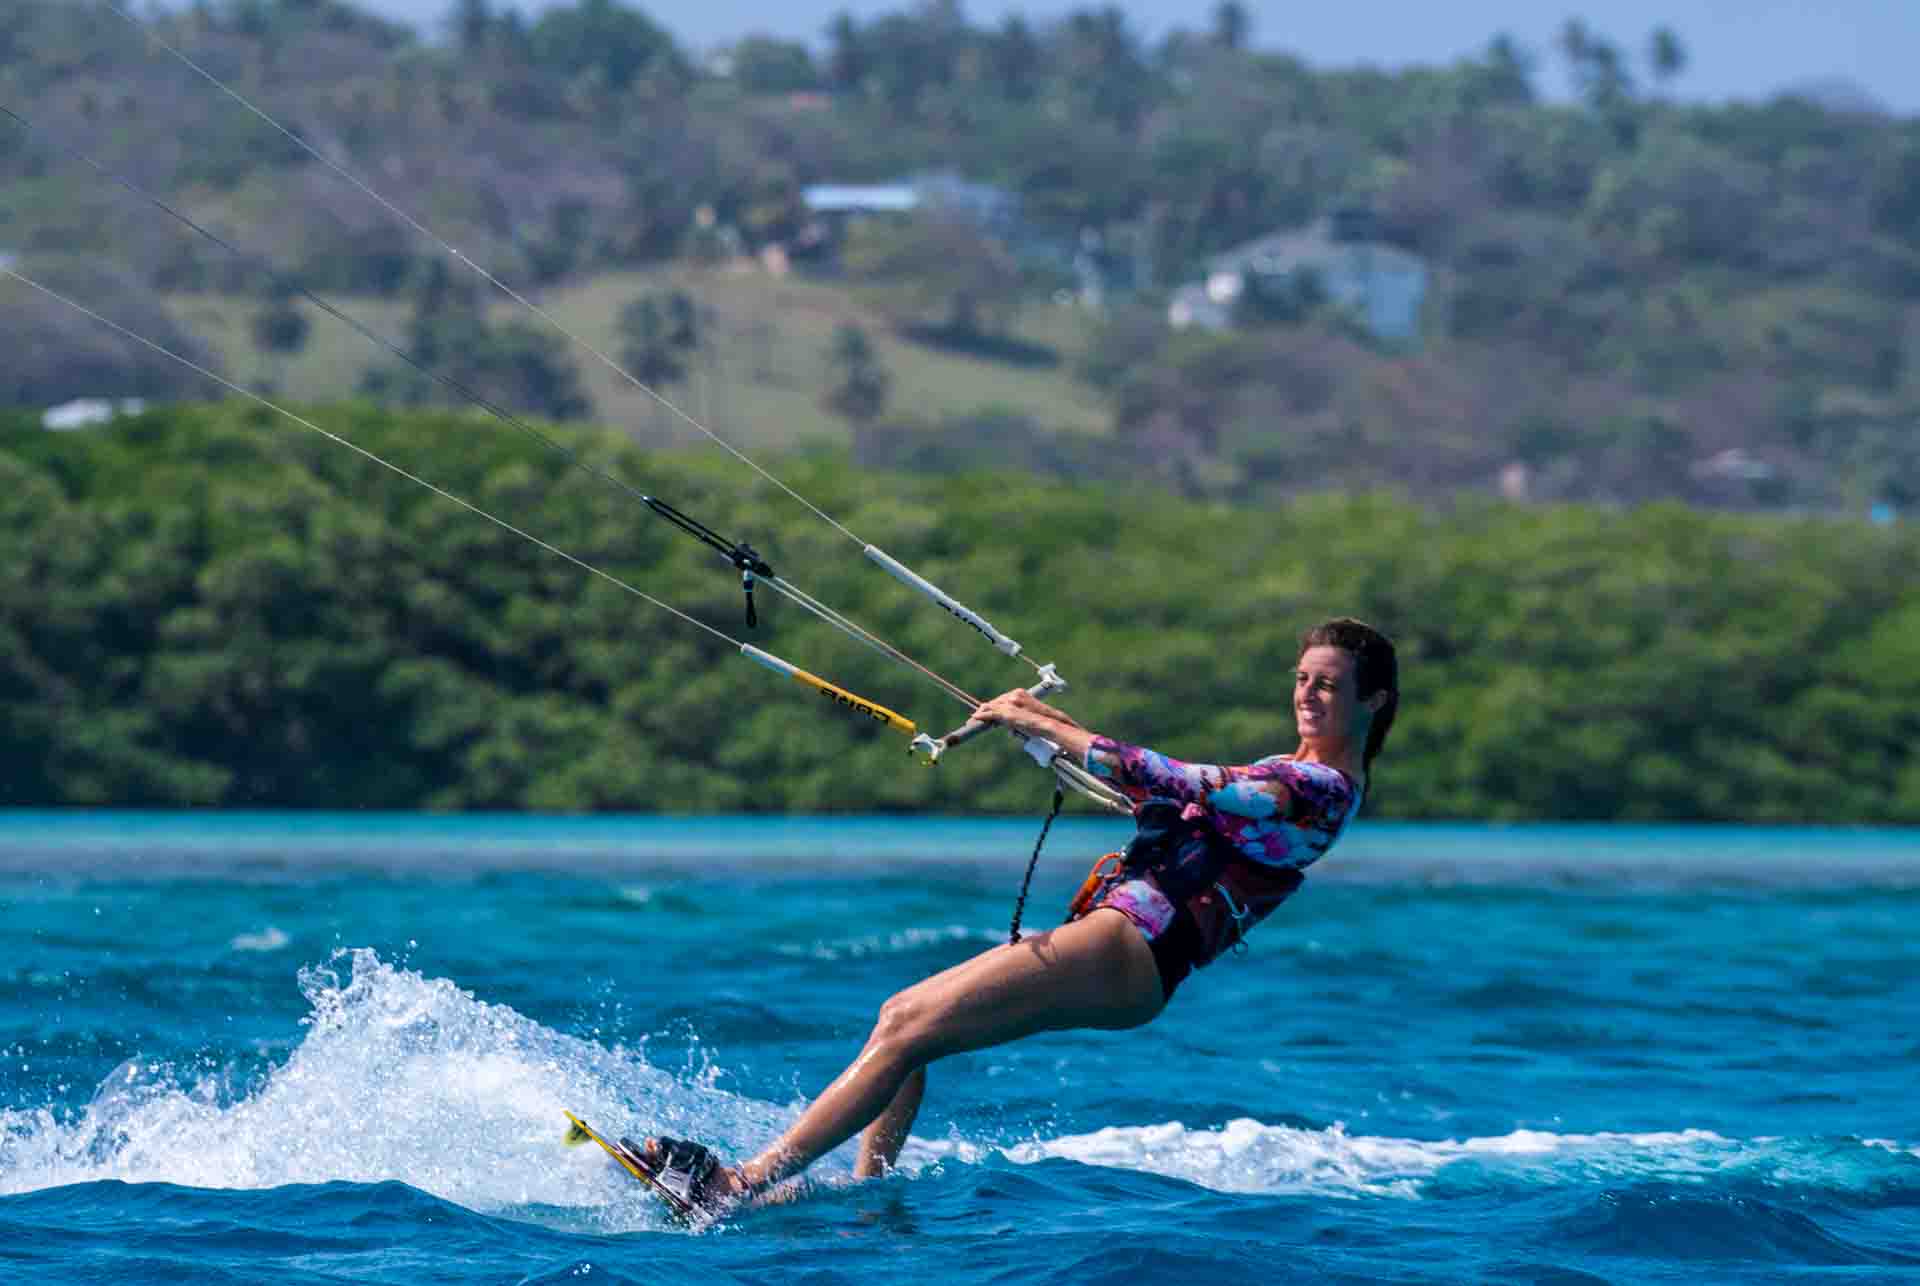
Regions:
[[775, 924, 1001, 961], [986, 1119, 1920, 1202], [229, 926, 291, 953]]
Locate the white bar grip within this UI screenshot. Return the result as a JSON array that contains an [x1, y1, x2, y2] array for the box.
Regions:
[[864, 545, 1023, 657], [740, 643, 797, 677]]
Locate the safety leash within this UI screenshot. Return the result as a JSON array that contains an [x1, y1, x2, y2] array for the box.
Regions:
[[1008, 785, 1066, 944]]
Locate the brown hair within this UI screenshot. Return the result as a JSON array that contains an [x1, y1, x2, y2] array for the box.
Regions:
[[1299, 617, 1398, 787]]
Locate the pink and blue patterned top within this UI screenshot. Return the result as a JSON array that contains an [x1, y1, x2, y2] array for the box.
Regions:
[[1084, 735, 1360, 872]]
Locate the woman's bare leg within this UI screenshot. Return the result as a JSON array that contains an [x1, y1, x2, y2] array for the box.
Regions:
[[730, 908, 1163, 1193], [853, 1066, 924, 1178]]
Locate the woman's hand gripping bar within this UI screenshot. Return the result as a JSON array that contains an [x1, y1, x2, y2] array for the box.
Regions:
[[910, 664, 1067, 764]]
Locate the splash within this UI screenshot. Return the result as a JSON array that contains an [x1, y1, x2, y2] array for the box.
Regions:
[[0, 949, 794, 1229]]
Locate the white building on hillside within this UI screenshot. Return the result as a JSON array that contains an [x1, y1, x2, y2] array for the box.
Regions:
[[43, 398, 146, 431], [1170, 209, 1429, 343]]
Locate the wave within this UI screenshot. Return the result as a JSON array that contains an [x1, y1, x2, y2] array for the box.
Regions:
[[1550, 1186, 1919, 1266], [2, 950, 1913, 1234], [933, 1121, 1920, 1207]]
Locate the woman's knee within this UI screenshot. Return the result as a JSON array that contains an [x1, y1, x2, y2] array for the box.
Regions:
[[870, 988, 940, 1064]]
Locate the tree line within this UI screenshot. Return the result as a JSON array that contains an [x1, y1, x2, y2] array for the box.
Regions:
[[3, 404, 1915, 821]]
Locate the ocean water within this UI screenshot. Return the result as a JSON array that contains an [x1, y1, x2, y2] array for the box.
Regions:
[[1, 813, 1917, 1284]]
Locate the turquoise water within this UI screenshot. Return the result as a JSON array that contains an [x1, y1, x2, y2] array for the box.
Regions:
[[3, 813, 1917, 1283]]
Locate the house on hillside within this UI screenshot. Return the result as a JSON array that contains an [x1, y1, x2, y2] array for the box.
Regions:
[[43, 398, 145, 431], [1169, 209, 1429, 343], [797, 172, 1020, 259]]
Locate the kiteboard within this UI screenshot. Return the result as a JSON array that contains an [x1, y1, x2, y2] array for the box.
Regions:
[[562, 1109, 707, 1226]]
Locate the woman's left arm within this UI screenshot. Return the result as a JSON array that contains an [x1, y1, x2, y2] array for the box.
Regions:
[[970, 689, 1095, 760], [1085, 737, 1294, 815], [970, 689, 1295, 816]]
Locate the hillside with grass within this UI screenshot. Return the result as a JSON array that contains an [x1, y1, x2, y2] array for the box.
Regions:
[[4, 0, 1918, 515], [169, 268, 1113, 453]]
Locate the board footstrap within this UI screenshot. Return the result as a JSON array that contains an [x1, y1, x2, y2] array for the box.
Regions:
[[561, 1110, 703, 1223]]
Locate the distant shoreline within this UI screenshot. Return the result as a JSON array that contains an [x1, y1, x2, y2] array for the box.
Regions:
[[6, 812, 1917, 887]]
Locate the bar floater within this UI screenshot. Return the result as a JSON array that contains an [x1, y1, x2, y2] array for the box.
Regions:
[[740, 645, 919, 737], [864, 546, 1023, 657]]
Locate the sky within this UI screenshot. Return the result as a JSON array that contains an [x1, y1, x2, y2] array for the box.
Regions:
[[361, 0, 1915, 115]]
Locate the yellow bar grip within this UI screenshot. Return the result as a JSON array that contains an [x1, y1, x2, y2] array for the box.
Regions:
[[787, 667, 919, 736], [739, 644, 918, 737]]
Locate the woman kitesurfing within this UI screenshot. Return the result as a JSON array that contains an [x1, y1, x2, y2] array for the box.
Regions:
[[15, 8, 1400, 1227], [629, 617, 1398, 1218]]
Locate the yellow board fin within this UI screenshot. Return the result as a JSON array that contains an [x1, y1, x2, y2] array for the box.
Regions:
[[561, 1110, 702, 1224]]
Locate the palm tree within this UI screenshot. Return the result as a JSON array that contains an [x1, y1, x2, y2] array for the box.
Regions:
[[1649, 26, 1687, 94], [1211, 1, 1249, 52]]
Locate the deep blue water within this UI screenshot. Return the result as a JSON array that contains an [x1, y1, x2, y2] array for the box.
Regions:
[[2, 814, 1917, 1284]]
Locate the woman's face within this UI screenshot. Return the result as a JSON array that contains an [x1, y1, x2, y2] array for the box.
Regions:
[[1293, 645, 1375, 742]]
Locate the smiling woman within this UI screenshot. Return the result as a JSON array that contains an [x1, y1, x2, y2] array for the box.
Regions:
[[626, 617, 1400, 1220]]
